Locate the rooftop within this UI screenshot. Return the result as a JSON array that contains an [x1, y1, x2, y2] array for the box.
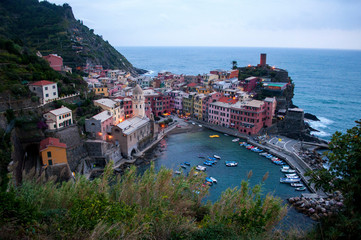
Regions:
[[40, 137, 66, 151], [48, 106, 71, 116], [29, 80, 56, 86], [94, 98, 117, 108], [91, 111, 113, 122], [116, 117, 149, 135]]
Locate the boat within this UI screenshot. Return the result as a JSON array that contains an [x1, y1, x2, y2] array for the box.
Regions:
[[246, 145, 254, 150], [282, 165, 290, 170], [198, 124, 202, 127], [209, 177, 217, 183], [192, 122, 195, 125], [209, 135, 220, 138], [213, 155, 221, 159], [239, 142, 247, 146], [291, 183, 304, 187], [285, 174, 300, 179], [174, 171, 181, 175], [259, 152, 268, 156], [198, 154, 206, 159], [285, 173, 297, 177], [224, 134, 229, 136], [265, 154, 274, 159], [281, 168, 296, 173], [184, 162, 191, 166], [225, 161, 238, 167], [273, 161, 286, 165], [203, 161, 213, 166], [205, 181, 213, 186], [196, 165, 206, 171], [251, 147, 263, 153], [295, 187, 306, 191], [232, 138, 240, 142], [205, 177, 213, 183], [280, 178, 301, 183], [180, 164, 187, 169]]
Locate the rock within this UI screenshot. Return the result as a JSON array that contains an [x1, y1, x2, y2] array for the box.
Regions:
[[309, 208, 315, 214], [288, 197, 295, 203], [323, 213, 328, 217], [316, 205, 322, 212], [304, 113, 320, 121], [336, 202, 343, 207], [295, 200, 304, 206], [311, 213, 320, 221], [321, 208, 326, 213]]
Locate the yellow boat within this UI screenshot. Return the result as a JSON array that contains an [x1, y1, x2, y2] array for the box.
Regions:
[[209, 135, 220, 138]]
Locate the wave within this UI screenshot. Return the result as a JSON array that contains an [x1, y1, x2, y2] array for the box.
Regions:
[[144, 70, 155, 76], [306, 116, 334, 129], [311, 130, 331, 138]]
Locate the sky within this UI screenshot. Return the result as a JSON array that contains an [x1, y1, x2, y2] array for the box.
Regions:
[[47, 0, 361, 50]]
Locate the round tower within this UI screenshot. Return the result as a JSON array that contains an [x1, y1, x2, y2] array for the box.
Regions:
[[132, 84, 145, 118]]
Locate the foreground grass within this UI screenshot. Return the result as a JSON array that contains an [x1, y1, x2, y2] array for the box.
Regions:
[[1, 163, 287, 239]]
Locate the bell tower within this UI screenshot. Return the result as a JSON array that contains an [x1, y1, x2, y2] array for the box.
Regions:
[[132, 84, 145, 118]]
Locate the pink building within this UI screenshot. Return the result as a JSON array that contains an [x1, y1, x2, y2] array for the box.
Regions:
[[202, 92, 222, 121], [229, 97, 276, 135], [208, 97, 237, 127], [43, 54, 63, 71], [116, 97, 133, 119], [85, 110, 113, 140], [240, 76, 259, 93]]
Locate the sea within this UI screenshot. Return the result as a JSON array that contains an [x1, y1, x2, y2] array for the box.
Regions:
[[116, 46, 361, 229], [117, 46, 361, 139]]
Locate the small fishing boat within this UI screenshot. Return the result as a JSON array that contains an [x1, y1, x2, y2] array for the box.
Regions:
[[282, 165, 290, 170], [273, 161, 286, 165], [209, 177, 217, 183], [291, 183, 304, 187], [280, 178, 301, 183], [209, 135, 220, 138], [285, 174, 300, 179], [259, 152, 268, 156], [265, 154, 274, 159], [295, 187, 306, 191], [224, 134, 229, 136], [203, 161, 213, 166], [225, 161, 238, 167], [198, 124, 202, 127], [184, 162, 191, 166], [205, 177, 213, 183], [180, 164, 187, 169], [232, 138, 240, 142], [239, 142, 247, 146], [281, 168, 296, 173], [196, 165, 206, 171], [213, 155, 221, 159], [246, 145, 254, 150], [251, 148, 263, 153], [198, 154, 206, 159], [174, 171, 181, 175]]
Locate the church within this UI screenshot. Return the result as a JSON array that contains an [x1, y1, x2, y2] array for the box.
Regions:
[[111, 85, 157, 157]]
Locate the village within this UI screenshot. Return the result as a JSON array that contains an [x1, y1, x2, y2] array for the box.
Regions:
[[26, 53, 314, 181]]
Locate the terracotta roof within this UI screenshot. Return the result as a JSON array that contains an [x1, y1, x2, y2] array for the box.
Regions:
[[187, 82, 197, 87], [29, 80, 56, 86], [218, 96, 238, 104], [40, 137, 67, 151]]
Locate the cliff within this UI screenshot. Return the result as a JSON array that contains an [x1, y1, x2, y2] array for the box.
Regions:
[[0, 0, 144, 75]]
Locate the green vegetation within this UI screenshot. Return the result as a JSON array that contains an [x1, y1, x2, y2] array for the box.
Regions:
[[0, 163, 287, 239], [306, 120, 361, 239], [0, 38, 87, 96], [0, 0, 138, 72]]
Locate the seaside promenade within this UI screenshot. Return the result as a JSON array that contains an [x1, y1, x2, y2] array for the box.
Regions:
[[191, 119, 327, 198]]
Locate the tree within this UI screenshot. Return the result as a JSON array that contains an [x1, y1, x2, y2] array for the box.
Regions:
[[232, 60, 237, 70], [306, 120, 361, 238]]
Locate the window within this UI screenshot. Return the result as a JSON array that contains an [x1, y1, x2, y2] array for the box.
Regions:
[[53, 92, 56, 96], [45, 87, 48, 90], [48, 160, 53, 166], [45, 94, 49, 97], [52, 85, 56, 89], [47, 151, 52, 158]]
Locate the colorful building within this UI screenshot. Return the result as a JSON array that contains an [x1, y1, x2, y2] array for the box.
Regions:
[[43, 54, 63, 71], [40, 137, 67, 168], [239, 76, 259, 93], [194, 94, 205, 120], [43, 106, 73, 130], [29, 80, 58, 104], [94, 87, 109, 97], [94, 98, 124, 125], [85, 110, 113, 140], [208, 97, 238, 127], [182, 92, 196, 116]]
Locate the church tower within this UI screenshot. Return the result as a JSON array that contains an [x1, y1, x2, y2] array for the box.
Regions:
[[132, 84, 145, 118]]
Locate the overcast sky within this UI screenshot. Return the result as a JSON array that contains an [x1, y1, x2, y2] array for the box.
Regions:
[[47, 0, 361, 49]]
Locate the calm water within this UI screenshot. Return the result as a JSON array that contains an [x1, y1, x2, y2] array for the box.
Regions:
[[140, 128, 313, 228], [118, 46, 361, 139]]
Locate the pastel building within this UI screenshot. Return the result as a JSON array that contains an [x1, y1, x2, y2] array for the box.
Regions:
[[40, 137, 67, 168], [240, 76, 259, 93], [43, 106, 73, 130], [85, 110, 113, 140], [208, 97, 238, 127], [202, 92, 222, 122], [43, 54, 63, 71], [94, 98, 124, 125], [194, 94, 205, 120], [229, 97, 276, 135], [94, 87, 109, 97], [29, 80, 58, 104]]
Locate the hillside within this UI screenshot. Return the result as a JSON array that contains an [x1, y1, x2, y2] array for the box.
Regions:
[[0, 0, 144, 75]]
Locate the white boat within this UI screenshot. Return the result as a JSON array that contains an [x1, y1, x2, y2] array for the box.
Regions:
[[282, 165, 290, 170], [291, 183, 304, 187], [198, 124, 202, 127], [196, 165, 206, 171], [232, 138, 240, 142], [295, 187, 306, 191], [281, 168, 296, 173], [286, 174, 300, 179], [280, 178, 301, 183], [225, 161, 238, 167], [285, 173, 297, 177], [174, 170, 181, 174], [213, 155, 221, 159], [209, 177, 217, 183]]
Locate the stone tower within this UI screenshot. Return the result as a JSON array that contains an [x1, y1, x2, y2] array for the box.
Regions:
[[132, 84, 145, 118]]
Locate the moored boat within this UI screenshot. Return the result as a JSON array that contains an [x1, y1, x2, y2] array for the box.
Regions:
[[280, 177, 301, 183], [175, 170, 181, 175], [203, 161, 213, 166], [285, 174, 300, 179], [209, 177, 217, 183], [225, 161, 238, 167], [281, 168, 296, 173], [196, 165, 206, 171], [213, 155, 221, 159], [239, 142, 247, 146], [232, 138, 240, 142], [184, 162, 191, 166], [180, 164, 186, 169], [295, 186, 306, 191], [209, 135, 219, 138], [291, 183, 304, 187]]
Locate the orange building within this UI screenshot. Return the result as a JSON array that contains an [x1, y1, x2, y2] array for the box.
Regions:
[[39, 137, 68, 168]]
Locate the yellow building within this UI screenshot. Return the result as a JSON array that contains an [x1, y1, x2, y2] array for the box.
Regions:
[[94, 87, 109, 96], [196, 87, 212, 94], [194, 94, 205, 120], [40, 137, 67, 168]]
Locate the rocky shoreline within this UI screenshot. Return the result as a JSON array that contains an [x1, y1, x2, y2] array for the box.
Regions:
[[288, 191, 344, 221]]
